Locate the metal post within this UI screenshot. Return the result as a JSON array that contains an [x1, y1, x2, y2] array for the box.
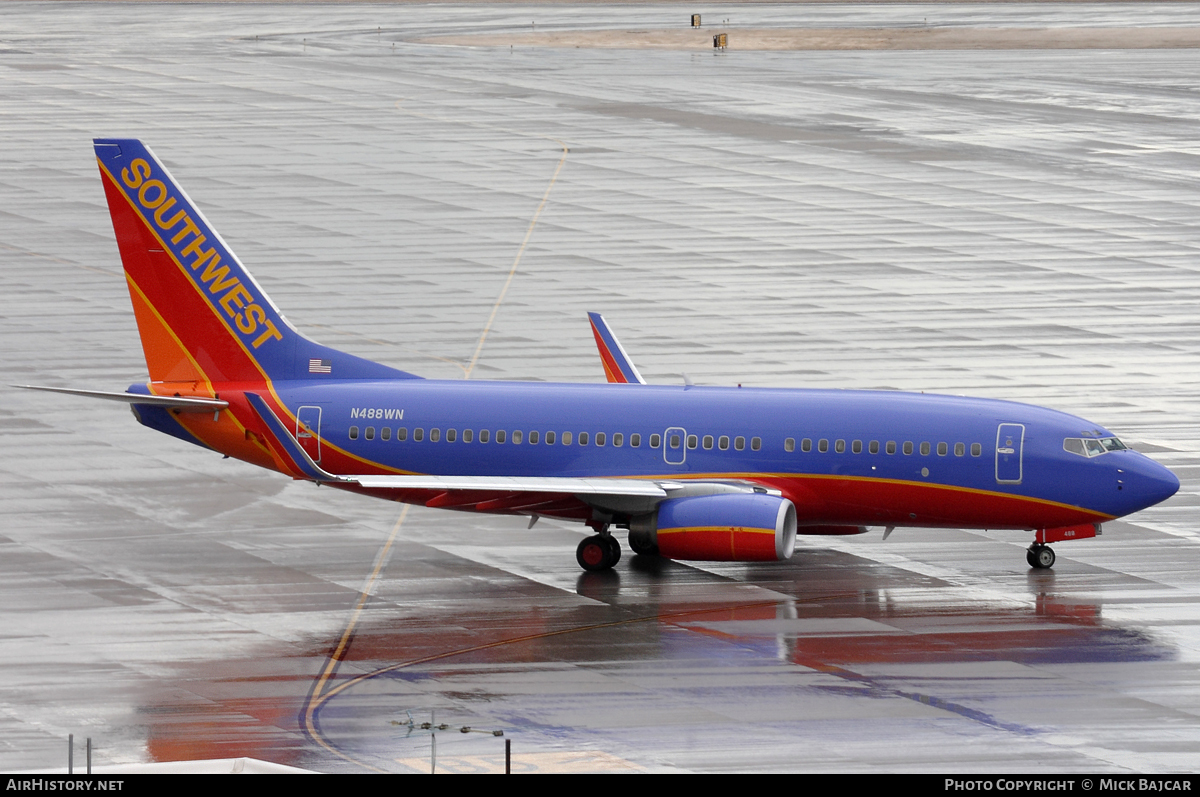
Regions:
[[86, 738, 92, 775], [68, 734, 73, 775], [430, 709, 436, 774], [505, 737, 511, 774]]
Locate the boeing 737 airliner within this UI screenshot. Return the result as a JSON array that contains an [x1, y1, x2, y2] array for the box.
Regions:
[[21, 139, 1180, 573]]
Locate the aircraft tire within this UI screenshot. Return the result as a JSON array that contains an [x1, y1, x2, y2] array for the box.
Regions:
[[577, 535, 613, 572], [604, 534, 622, 566], [1028, 544, 1055, 570], [628, 530, 659, 557]]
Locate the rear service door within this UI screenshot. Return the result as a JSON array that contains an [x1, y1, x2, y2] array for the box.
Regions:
[[297, 406, 322, 463], [995, 423, 1024, 484]]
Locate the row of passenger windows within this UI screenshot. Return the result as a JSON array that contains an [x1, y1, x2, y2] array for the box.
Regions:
[[346, 425, 982, 459], [350, 427, 663, 447], [347, 426, 765, 451], [784, 437, 983, 457]]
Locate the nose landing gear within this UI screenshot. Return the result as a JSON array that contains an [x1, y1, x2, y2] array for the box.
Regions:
[[1027, 543, 1055, 570]]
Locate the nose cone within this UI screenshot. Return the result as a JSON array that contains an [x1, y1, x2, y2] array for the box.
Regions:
[[1122, 454, 1180, 514]]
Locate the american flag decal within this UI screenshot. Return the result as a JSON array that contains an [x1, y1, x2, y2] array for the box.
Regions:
[[309, 359, 332, 374]]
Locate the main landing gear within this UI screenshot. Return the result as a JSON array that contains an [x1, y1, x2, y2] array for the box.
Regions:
[[1027, 543, 1055, 570], [577, 530, 622, 572]]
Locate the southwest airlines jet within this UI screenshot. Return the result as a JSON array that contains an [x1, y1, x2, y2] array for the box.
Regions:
[[21, 139, 1180, 573]]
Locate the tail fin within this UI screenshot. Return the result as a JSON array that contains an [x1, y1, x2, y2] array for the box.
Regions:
[[93, 139, 419, 387]]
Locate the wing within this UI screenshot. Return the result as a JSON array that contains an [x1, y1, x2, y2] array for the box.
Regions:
[[243, 392, 769, 517]]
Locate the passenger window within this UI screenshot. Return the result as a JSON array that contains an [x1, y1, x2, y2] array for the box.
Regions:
[[529, 431, 539, 444], [669, 434, 681, 449], [430, 428, 440, 442], [479, 430, 489, 443], [920, 442, 930, 456], [546, 431, 556, 445], [870, 441, 879, 454], [971, 443, 981, 457], [496, 430, 506, 444], [650, 434, 661, 448], [852, 440, 862, 454], [937, 442, 947, 456], [818, 439, 828, 453], [704, 435, 714, 450], [414, 428, 424, 442], [512, 430, 522, 444], [719, 435, 730, 450], [834, 439, 845, 454], [578, 432, 587, 446], [349, 426, 359, 440], [631, 434, 641, 447], [687, 435, 698, 449], [365, 427, 375, 440], [954, 442, 965, 457], [903, 441, 913, 455], [886, 441, 897, 455], [463, 429, 473, 443], [801, 438, 812, 453], [596, 432, 605, 446], [382, 427, 391, 441], [397, 427, 407, 442], [563, 432, 572, 445], [785, 438, 795, 452], [751, 437, 761, 451], [734, 436, 745, 451], [613, 433, 623, 447], [446, 429, 456, 443]]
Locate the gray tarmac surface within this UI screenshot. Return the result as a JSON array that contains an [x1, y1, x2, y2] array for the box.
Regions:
[[2, 2, 1200, 773]]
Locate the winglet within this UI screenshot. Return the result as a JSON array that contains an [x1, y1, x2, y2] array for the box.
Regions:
[[587, 312, 646, 384]]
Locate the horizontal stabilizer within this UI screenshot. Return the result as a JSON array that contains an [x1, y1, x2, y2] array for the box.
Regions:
[[15, 385, 228, 412]]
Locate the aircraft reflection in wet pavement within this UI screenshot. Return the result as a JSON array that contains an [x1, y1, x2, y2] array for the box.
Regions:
[[20, 139, 1180, 573]]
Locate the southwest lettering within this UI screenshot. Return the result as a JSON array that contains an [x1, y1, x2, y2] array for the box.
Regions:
[[137, 179, 167, 208], [121, 158, 151, 189], [219, 284, 253, 317], [187, 245, 219, 271], [236, 303, 265, 335], [170, 217, 202, 246], [116, 154, 285, 351], [198, 258, 240, 294], [153, 197, 185, 229], [179, 233, 209, 260], [251, 320, 283, 348]]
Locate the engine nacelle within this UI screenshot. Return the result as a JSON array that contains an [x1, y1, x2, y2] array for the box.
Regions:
[[629, 494, 797, 561]]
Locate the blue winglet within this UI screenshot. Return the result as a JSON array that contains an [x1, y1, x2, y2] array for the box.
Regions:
[[587, 312, 646, 384]]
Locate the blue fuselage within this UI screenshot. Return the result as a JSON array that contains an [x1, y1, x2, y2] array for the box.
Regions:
[[255, 379, 1178, 528]]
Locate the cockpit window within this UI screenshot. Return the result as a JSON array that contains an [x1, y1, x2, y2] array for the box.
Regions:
[[1064, 436, 1127, 458]]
